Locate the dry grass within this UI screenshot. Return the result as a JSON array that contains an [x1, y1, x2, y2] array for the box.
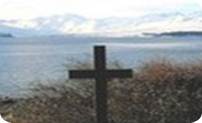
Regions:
[[0, 60, 201, 123]]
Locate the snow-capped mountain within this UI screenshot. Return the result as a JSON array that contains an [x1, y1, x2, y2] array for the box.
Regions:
[[0, 11, 202, 37]]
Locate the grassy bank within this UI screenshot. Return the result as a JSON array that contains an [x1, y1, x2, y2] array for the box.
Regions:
[[0, 60, 201, 123]]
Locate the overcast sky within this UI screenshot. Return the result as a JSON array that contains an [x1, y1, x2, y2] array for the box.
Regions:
[[0, 0, 201, 20]]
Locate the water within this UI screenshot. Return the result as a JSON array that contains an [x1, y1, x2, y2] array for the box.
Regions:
[[0, 35, 202, 97]]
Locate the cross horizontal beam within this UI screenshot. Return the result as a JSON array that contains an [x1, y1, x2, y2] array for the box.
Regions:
[[69, 69, 133, 79]]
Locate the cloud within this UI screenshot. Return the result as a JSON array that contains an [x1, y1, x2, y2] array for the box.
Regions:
[[194, 0, 202, 7], [0, 0, 200, 20]]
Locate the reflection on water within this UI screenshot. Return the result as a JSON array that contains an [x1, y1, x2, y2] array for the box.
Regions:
[[0, 36, 202, 97]]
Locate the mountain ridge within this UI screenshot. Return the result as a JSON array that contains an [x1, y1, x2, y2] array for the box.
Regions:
[[0, 11, 202, 37]]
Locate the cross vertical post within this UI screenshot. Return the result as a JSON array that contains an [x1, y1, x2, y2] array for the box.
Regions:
[[94, 46, 108, 123]]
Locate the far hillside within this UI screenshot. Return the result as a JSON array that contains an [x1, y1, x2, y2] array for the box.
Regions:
[[143, 31, 202, 37], [0, 33, 13, 38]]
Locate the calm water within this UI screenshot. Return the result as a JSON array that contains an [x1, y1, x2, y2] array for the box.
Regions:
[[0, 36, 202, 97]]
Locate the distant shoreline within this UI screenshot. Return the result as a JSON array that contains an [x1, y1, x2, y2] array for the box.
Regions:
[[143, 31, 202, 37], [0, 33, 13, 38]]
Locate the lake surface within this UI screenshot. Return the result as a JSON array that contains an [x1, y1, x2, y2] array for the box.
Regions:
[[0, 35, 202, 97]]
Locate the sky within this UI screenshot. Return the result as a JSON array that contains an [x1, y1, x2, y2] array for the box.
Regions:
[[0, 0, 201, 20]]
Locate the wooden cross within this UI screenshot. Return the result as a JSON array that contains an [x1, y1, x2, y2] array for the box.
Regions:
[[69, 46, 133, 123]]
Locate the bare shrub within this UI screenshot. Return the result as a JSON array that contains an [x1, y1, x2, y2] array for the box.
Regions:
[[0, 60, 201, 123]]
